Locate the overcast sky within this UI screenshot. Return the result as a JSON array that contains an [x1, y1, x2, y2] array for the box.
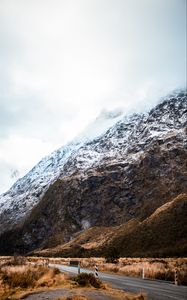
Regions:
[[0, 0, 186, 193]]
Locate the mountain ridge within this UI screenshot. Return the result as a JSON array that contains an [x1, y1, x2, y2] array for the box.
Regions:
[[0, 90, 186, 255]]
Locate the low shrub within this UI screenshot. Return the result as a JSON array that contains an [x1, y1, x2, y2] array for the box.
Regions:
[[74, 273, 102, 288], [53, 267, 61, 275], [2, 269, 35, 288], [35, 265, 49, 279], [1, 265, 49, 289]]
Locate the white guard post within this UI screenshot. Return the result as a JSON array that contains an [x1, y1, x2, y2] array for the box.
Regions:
[[142, 267, 145, 279], [78, 262, 81, 274], [175, 268, 178, 285], [95, 265, 99, 277]]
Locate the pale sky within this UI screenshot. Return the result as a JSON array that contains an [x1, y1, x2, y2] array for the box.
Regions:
[[0, 0, 186, 193]]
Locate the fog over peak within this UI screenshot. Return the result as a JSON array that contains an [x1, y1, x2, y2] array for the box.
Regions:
[[0, 0, 186, 193]]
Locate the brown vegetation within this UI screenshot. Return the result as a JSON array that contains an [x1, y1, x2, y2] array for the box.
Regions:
[[32, 194, 187, 259], [5, 256, 185, 285], [0, 256, 147, 300], [74, 273, 103, 288], [22, 256, 187, 285], [0, 257, 68, 299], [79, 257, 187, 285]]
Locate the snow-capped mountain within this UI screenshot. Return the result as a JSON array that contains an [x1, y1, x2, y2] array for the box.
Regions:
[[0, 108, 123, 232], [60, 90, 186, 176], [0, 90, 186, 239]]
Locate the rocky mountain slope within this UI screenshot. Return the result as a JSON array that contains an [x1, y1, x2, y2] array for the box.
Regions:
[[0, 90, 186, 255], [33, 193, 187, 258], [0, 109, 123, 234]]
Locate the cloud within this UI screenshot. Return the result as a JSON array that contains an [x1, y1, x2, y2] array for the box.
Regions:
[[0, 135, 55, 193], [0, 0, 186, 193]]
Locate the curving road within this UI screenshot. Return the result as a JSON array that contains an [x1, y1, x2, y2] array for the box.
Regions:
[[49, 263, 187, 300]]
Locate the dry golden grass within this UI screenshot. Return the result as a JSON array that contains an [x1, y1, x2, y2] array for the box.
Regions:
[[120, 258, 187, 285], [5, 256, 185, 285], [0, 262, 69, 299], [0, 257, 147, 300], [9, 256, 186, 285], [0, 256, 186, 299], [78, 257, 187, 285]]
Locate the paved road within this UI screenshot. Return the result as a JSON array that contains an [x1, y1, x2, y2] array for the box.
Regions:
[[49, 264, 187, 300]]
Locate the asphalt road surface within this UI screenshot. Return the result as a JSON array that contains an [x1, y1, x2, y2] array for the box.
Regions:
[[49, 263, 187, 300]]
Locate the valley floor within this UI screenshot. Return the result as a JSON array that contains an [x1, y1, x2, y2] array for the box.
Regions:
[[0, 256, 145, 300], [0, 256, 187, 299]]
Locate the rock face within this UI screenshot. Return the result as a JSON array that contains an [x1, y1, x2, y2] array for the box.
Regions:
[[0, 90, 186, 255], [33, 194, 187, 258]]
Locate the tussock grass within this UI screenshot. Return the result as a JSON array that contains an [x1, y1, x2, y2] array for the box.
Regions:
[[74, 273, 102, 288], [78, 257, 187, 285], [15, 256, 186, 285], [0, 256, 147, 300], [0, 260, 67, 299]]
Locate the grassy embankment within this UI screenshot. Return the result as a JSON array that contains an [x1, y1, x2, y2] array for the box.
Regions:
[[0, 256, 146, 300]]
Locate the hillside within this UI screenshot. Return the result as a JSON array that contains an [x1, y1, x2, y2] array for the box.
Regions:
[[0, 90, 186, 255], [33, 194, 187, 257]]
